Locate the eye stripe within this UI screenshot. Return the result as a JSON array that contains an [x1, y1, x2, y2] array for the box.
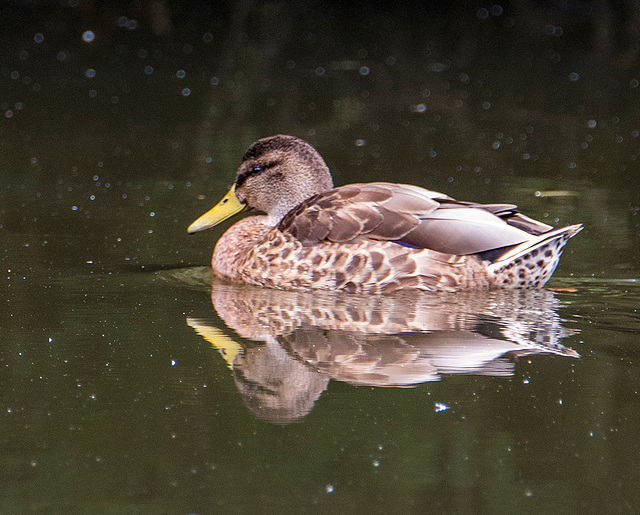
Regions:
[[235, 161, 277, 188]]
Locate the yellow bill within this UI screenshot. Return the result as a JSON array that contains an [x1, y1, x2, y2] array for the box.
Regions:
[[187, 185, 248, 234]]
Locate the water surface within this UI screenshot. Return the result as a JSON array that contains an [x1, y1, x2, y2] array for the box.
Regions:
[[1, 1, 640, 513]]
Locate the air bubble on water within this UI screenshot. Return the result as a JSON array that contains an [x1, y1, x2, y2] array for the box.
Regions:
[[85, 68, 96, 78], [176, 69, 186, 78], [82, 31, 95, 43], [34, 33, 44, 43]]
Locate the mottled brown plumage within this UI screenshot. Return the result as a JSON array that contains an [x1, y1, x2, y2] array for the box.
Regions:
[[188, 135, 582, 292]]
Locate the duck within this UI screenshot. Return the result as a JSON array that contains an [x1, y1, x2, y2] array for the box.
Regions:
[[188, 134, 582, 293]]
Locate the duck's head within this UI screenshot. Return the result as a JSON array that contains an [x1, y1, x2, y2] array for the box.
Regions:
[[188, 135, 334, 234]]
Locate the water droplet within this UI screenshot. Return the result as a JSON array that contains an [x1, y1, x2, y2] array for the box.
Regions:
[[434, 402, 449, 412], [144, 66, 154, 75], [477, 8, 489, 20], [181, 88, 191, 97], [569, 72, 579, 82], [325, 484, 334, 493], [359, 66, 370, 76], [85, 68, 96, 78], [34, 33, 44, 43], [372, 459, 380, 467], [176, 69, 186, 79], [82, 31, 95, 43]]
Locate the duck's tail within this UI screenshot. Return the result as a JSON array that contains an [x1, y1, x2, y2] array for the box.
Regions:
[[487, 224, 583, 288]]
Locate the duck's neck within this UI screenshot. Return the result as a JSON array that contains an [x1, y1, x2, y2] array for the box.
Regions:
[[212, 216, 274, 280]]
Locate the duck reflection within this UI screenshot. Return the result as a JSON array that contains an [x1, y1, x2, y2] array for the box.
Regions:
[[187, 284, 578, 423]]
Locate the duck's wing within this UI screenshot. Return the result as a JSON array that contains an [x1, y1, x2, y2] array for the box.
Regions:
[[278, 182, 554, 255]]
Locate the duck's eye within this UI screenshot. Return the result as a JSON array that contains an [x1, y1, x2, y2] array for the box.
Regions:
[[236, 163, 270, 188]]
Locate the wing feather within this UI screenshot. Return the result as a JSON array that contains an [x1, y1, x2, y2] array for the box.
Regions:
[[278, 182, 544, 255]]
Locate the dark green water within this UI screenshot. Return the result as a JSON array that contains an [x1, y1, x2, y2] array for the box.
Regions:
[[1, 2, 640, 513]]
